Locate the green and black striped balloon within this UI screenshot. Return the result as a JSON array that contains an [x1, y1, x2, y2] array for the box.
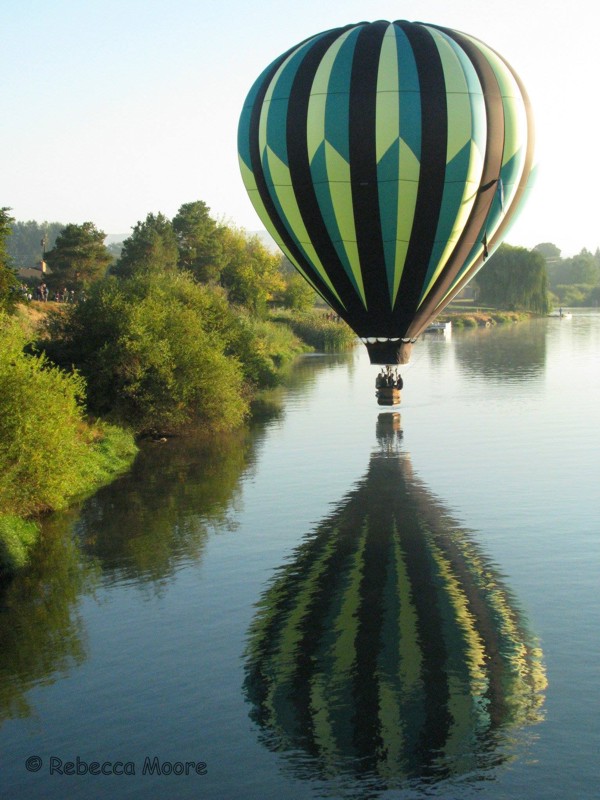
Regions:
[[244, 415, 545, 786], [238, 21, 534, 364]]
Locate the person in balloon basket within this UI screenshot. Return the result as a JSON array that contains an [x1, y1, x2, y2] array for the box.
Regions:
[[375, 368, 403, 391]]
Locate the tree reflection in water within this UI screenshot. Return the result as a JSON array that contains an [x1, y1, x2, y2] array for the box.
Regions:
[[245, 413, 546, 792], [0, 509, 99, 724], [455, 319, 547, 381], [0, 424, 263, 724], [76, 427, 260, 587]]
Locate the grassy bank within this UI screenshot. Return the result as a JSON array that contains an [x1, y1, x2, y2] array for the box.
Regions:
[[439, 308, 533, 328], [271, 308, 357, 352]]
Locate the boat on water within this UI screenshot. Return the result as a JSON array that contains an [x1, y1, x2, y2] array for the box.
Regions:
[[548, 310, 572, 319], [424, 320, 452, 336]]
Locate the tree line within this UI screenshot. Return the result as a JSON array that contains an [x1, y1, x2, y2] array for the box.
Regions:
[[3, 200, 344, 432], [468, 241, 600, 312], [1, 201, 596, 571], [532, 242, 600, 306], [5, 202, 316, 315], [6, 204, 599, 316]]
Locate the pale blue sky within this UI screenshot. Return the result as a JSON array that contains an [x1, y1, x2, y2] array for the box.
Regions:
[[2, 0, 597, 256]]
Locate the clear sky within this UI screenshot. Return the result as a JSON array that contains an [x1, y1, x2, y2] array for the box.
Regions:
[[2, 0, 597, 256]]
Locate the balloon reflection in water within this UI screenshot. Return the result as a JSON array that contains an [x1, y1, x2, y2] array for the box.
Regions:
[[244, 414, 546, 789]]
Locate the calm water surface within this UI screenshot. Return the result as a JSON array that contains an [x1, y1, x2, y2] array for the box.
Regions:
[[1, 311, 599, 799]]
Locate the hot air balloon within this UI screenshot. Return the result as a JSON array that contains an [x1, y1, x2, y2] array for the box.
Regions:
[[238, 21, 535, 365]]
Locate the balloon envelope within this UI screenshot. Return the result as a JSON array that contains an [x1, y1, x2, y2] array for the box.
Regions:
[[238, 20, 534, 363]]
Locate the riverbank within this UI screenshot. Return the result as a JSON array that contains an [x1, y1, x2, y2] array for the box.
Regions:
[[439, 308, 533, 328], [270, 307, 357, 352], [0, 311, 138, 576], [0, 302, 355, 577], [0, 428, 138, 578]]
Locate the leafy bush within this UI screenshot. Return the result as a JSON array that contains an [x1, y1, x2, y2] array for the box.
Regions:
[[42, 272, 254, 434], [0, 313, 137, 571], [1, 314, 92, 516], [489, 312, 520, 324], [225, 313, 310, 387], [0, 315, 137, 514]]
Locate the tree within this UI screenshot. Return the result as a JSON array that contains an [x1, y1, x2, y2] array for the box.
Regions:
[[281, 272, 317, 311], [112, 213, 178, 278], [541, 246, 600, 305], [219, 228, 284, 317], [106, 240, 124, 261], [172, 201, 224, 282], [42, 271, 250, 434], [550, 249, 600, 287], [533, 242, 561, 261], [0, 208, 19, 312], [476, 244, 550, 313], [44, 222, 112, 290]]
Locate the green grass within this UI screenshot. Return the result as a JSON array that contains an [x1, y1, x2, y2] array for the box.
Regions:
[[271, 309, 357, 352], [0, 422, 137, 576]]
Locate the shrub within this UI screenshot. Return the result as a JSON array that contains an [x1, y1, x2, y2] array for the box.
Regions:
[[0, 314, 92, 516], [0, 314, 137, 518], [0, 313, 138, 572], [225, 312, 310, 387], [42, 272, 250, 434]]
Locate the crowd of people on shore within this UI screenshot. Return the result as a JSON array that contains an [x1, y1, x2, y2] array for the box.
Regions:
[[17, 282, 79, 304]]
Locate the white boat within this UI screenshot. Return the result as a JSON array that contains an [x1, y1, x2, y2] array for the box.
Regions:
[[548, 310, 572, 319], [424, 320, 452, 336]]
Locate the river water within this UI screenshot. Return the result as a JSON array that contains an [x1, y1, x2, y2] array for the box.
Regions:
[[1, 311, 599, 799]]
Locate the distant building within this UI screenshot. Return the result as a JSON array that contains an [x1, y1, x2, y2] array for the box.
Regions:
[[16, 261, 50, 282]]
